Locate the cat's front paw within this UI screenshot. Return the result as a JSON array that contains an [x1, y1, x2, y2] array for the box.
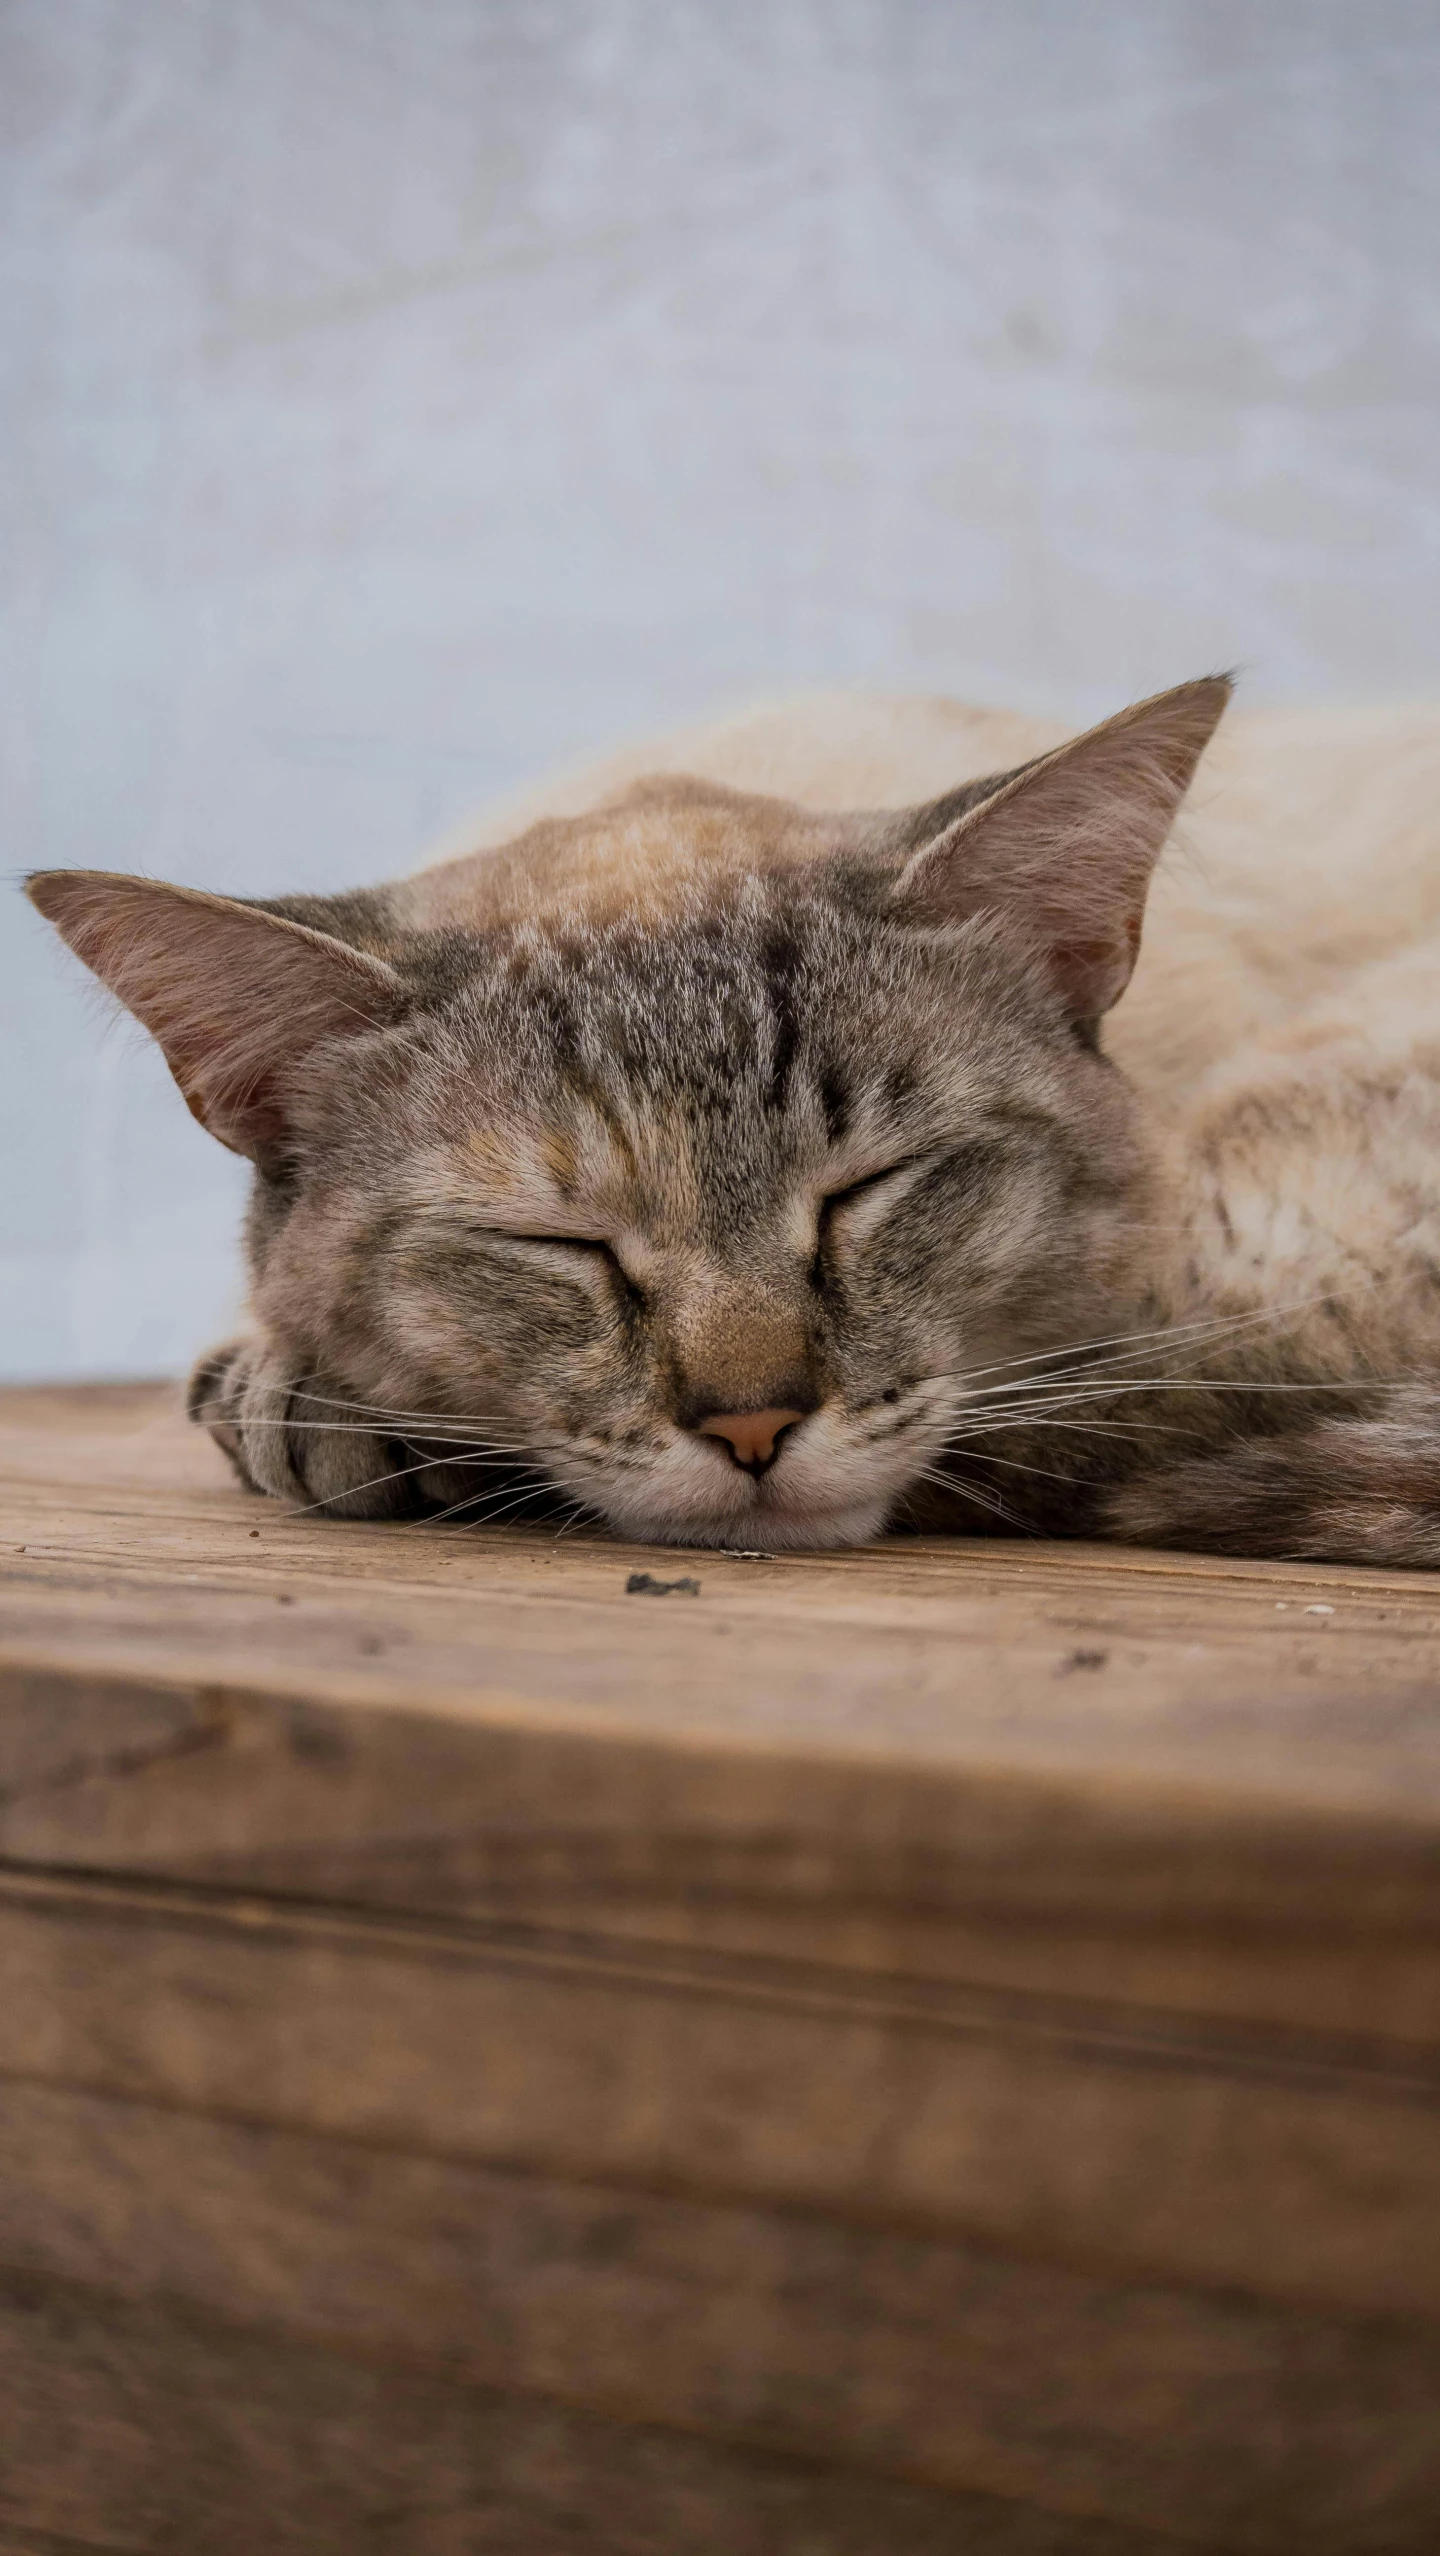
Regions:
[[186, 1337, 260, 1486], [186, 1338, 418, 1518]]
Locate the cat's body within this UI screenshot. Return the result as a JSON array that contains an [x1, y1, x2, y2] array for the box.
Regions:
[[30, 680, 1440, 1561]]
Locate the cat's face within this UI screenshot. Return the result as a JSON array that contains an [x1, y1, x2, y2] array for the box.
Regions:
[[27, 676, 1228, 1548], [249, 883, 1153, 1546]]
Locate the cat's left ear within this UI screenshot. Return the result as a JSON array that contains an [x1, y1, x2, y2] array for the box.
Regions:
[[888, 676, 1232, 1019], [25, 870, 407, 1159]]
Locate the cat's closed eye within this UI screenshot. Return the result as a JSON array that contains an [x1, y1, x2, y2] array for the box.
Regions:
[[820, 1161, 921, 1218], [506, 1233, 647, 1311], [813, 1142, 1004, 1280], [810, 1160, 922, 1288]]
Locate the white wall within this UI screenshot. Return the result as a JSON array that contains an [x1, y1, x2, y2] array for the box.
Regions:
[[4, 0, 1439, 1378]]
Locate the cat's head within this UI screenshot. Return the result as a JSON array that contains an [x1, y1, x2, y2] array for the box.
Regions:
[[28, 678, 1228, 1548]]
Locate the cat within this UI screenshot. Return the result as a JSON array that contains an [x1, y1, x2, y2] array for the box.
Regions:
[[27, 674, 1440, 1562]]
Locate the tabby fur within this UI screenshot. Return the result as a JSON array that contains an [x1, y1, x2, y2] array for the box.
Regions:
[[29, 677, 1440, 1561]]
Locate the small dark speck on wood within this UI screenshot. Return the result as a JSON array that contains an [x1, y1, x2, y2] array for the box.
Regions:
[[1059, 1647, 1108, 1673], [288, 1711, 347, 1764], [626, 1571, 701, 1597]]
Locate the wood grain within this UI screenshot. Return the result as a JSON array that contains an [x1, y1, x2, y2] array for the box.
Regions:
[[0, 2269, 1184, 2556], [2, 1386, 1438, 2551], [3, 2074, 1438, 2547]]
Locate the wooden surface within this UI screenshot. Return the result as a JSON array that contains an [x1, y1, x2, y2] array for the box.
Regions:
[[1, 1385, 1438, 2553]]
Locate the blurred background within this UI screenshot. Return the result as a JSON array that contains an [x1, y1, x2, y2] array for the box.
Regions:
[[4, 0, 1439, 1379]]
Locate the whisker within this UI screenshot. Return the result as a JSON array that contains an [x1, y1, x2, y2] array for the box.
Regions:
[[291, 1442, 527, 1518], [242, 1416, 529, 1457], [905, 1465, 1031, 1533], [950, 1416, 1173, 1444], [1000, 1376, 1389, 1403], [917, 1451, 1079, 1487], [953, 1336, 1272, 1408], [552, 1501, 598, 1540], [927, 1284, 1368, 1404], [441, 1479, 564, 1530], [926, 1307, 1265, 1393], [284, 1380, 538, 1433], [952, 1481, 1034, 1533]]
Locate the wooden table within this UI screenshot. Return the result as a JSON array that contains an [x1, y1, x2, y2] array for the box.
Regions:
[[1, 1384, 1437, 2554]]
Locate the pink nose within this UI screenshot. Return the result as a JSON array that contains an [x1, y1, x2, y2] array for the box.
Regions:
[[695, 1407, 806, 1474]]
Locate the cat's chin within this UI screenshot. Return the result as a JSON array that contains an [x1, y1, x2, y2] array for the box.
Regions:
[[599, 1496, 893, 1553]]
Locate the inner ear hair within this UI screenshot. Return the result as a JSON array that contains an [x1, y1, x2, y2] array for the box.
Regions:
[[887, 675, 1234, 1020], [26, 870, 407, 1159]]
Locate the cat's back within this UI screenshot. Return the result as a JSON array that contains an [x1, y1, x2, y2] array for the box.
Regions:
[[424, 693, 1071, 861], [1112, 700, 1440, 1100]]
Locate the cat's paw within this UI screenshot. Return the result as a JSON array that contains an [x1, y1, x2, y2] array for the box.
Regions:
[[1103, 1395, 1440, 1566], [185, 1338, 419, 1518], [186, 1338, 259, 1485]]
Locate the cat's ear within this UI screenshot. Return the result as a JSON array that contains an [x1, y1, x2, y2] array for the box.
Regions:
[[25, 871, 406, 1159], [888, 677, 1232, 1019]]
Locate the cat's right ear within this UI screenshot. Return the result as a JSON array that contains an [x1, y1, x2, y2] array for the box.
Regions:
[[26, 871, 406, 1160], [884, 677, 1231, 1021]]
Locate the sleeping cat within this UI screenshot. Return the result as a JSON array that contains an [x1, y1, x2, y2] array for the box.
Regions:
[[28, 676, 1440, 1561]]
